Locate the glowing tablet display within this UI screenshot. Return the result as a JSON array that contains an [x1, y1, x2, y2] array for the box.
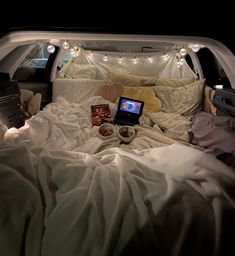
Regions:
[[119, 98, 143, 114]]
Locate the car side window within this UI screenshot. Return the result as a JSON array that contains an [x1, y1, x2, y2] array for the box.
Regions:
[[196, 48, 231, 89], [13, 43, 53, 82]]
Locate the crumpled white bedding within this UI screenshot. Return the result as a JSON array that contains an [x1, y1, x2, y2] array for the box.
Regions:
[[1, 96, 235, 256], [4, 96, 191, 153], [0, 141, 234, 256]]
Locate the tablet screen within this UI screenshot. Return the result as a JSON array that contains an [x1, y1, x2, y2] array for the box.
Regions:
[[119, 97, 144, 115]]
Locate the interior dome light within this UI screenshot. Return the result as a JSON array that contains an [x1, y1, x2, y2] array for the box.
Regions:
[[47, 44, 55, 53], [179, 48, 187, 56], [62, 40, 70, 50]]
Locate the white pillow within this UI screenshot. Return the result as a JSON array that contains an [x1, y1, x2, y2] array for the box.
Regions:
[[154, 78, 195, 87], [153, 80, 205, 118], [20, 89, 34, 110], [53, 79, 106, 104], [94, 82, 124, 103], [107, 69, 156, 86], [27, 93, 42, 116]]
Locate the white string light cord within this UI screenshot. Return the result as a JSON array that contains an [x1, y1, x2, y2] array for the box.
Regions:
[[49, 39, 198, 80]]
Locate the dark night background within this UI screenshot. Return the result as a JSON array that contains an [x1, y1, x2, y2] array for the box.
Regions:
[[0, 1, 234, 53]]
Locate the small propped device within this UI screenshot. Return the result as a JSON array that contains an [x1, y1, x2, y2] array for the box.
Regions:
[[114, 97, 144, 126]]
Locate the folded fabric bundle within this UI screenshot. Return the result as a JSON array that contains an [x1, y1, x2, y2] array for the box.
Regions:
[[20, 89, 42, 116]]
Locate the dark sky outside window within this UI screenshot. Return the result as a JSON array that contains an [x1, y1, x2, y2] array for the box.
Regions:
[[0, 2, 234, 52]]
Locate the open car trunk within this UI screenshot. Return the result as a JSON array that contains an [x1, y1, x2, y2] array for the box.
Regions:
[[0, 30, 235, 256]]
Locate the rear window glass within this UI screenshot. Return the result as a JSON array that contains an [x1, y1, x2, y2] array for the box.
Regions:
[[13, 43, 53, 82], [20, 43, 50, 68]]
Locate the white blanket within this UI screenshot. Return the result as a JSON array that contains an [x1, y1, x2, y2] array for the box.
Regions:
[[0, 142, 234, 256], [4, 96, 189, 153], [1, 96, 235, 256]]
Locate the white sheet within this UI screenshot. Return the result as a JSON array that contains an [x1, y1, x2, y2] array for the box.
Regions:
[[1, 96, 235, 256], [0, 142, 234, 256], [52, 78, 105, 103], [4, 96, 186, 153]]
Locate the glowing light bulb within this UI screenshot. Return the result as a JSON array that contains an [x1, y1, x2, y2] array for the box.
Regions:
[[88, 51, 94, 58], [188, 43, 201, 52], [179, 47, 187, 56], [71, 52, 77, 58], [63, 40, 69, 49], [132, 57, 138, 64], [176, 62, 181, 68], [70, 47, 79, 57], [70, 47, 75, 55], [191, 44, 200, 52], [118, 56, 123, 64], [148, 56, 153, 63], [47, 44, 55, 53], [103, 54, 108, 62], [179, 57, 184, 65], [161, 54, 169, 61]]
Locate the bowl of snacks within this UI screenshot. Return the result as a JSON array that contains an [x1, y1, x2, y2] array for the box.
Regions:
[[98, 123, 116, 140], [117, 126, 135, 144]]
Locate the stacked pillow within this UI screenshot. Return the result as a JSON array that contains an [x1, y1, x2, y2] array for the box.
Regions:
[[53, 79, 108, 104], [106, 69, 157, 87], [20, 89, 42, 116], [154, 77, 195, 87], [94, 82, 124, 103], [96, 69, 204, 117], [95, 82, 162, 113], [152, 79, 205, 118]]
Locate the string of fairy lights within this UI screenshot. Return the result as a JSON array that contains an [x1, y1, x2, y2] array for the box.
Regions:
[[46, 39, 205, 67]]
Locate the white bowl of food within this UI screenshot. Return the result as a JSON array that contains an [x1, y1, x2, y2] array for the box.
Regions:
[[117, 126, 135, 144], [97, 123, 116, 140]]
